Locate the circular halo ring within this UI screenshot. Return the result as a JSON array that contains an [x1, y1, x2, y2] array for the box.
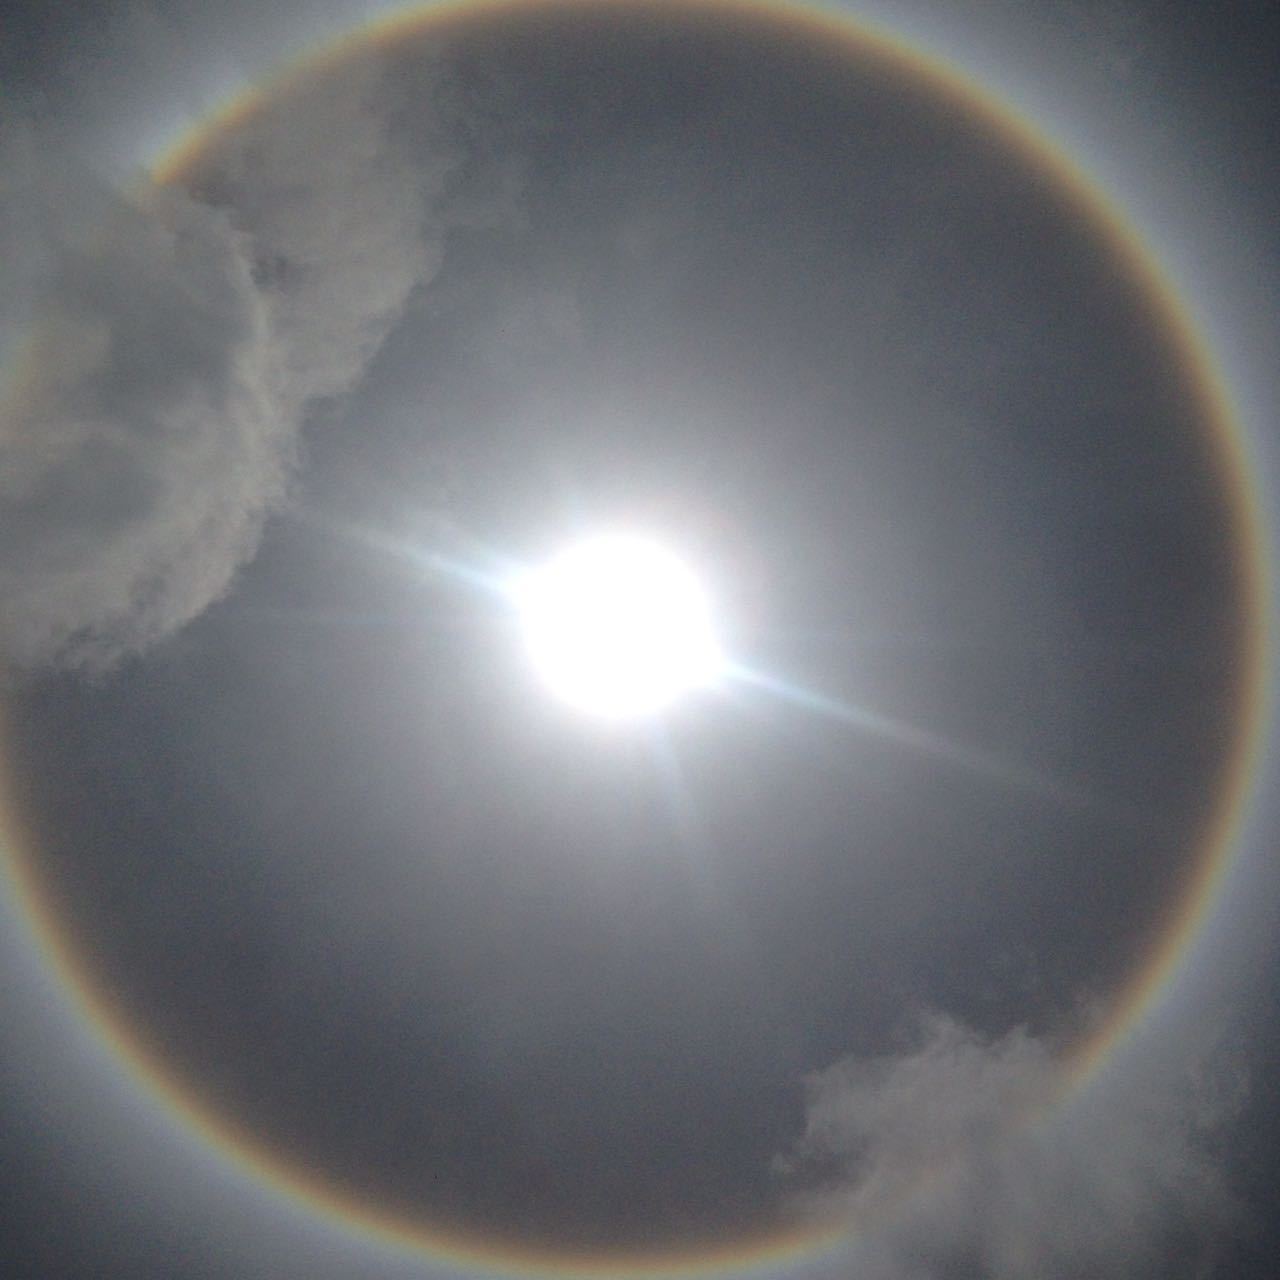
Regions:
[[0, 1, 1270, 1275]]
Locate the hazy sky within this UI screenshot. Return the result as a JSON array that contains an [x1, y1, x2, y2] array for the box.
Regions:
[[2, 3, 1278, 1278]]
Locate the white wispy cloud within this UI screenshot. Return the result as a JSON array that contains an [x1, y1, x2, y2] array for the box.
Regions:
[[776, 1012, 1244, 1279], [0, 53, 448, 671]]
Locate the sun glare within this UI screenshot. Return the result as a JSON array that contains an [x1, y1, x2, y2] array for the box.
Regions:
[[513, 534, 724, 719]]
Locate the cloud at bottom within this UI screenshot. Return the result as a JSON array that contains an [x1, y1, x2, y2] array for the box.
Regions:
[[774, 1012, 1245, 1280]]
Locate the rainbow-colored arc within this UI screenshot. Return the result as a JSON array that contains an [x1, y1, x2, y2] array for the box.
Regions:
[[0, 2, 1271, 1276]]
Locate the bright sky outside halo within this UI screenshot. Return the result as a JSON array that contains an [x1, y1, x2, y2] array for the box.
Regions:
[[0, 0, 1264, 1274]]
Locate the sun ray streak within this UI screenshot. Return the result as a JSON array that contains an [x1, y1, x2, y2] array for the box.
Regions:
[[300, 508, 525, 601], [727, 661, 1135, 821], [645, 724, 707, 869]]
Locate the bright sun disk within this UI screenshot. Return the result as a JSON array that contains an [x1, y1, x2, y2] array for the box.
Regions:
[[514, 533, 724, 719]]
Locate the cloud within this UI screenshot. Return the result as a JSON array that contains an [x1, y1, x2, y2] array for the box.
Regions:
[[775, 1013, 1244, 1279], [0, 53, 448, 671]]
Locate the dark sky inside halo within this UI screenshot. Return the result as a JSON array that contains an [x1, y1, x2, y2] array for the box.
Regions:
[[1, 2, 1278, 1278]]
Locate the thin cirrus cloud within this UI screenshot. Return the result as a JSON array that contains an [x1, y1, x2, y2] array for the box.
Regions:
[[0, 55, 444, 672]]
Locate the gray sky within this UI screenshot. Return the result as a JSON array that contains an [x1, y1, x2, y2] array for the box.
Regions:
[[2, 2, 1278, 1277]]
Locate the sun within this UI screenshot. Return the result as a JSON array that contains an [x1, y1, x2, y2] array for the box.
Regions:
[[513, 533, 725, 719]]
